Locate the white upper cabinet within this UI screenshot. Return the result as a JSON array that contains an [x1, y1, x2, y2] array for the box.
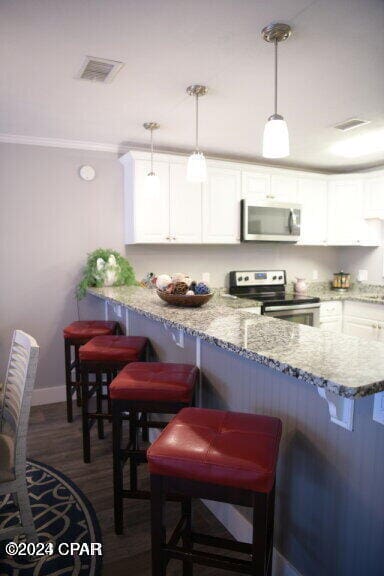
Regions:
[[120, 151, 383, 246], [270, 175, 298, 202], [120, 154, 170, 243], [327, 178, 381, 246], [241, 171, 271, 201], [169, 162, 202, 243], [202, 165, 241, 243], [297, 178, 328, 245], [364, 175, 384, 219]]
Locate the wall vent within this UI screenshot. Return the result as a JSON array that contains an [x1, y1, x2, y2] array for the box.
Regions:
[[334, 118, 370, 132], [77, 56, 124, 83]]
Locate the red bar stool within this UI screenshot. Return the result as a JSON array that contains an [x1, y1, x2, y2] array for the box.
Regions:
[[80, 335, 149, 463], [63, 320, 120, 422], [147, 407, 282, 576], [110, 362, 199, 535]]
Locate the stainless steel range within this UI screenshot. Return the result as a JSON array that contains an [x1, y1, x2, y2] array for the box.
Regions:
[[229, 269, 320, 327]]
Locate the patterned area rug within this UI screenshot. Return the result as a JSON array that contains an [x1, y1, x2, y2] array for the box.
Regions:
[[0, 460, 102, 575]]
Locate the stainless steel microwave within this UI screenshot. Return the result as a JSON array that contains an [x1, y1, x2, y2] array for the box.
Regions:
[[241, 200, 301, 242]]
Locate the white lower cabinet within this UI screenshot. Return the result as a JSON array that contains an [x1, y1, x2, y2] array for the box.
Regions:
[[319, 301, 343, 332], [343, 316, 378, 341], [202, 165, 241, 243], [343, 301, 384, 341]]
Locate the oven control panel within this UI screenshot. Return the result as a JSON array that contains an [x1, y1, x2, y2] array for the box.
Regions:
[[230, 270, 286, 287]]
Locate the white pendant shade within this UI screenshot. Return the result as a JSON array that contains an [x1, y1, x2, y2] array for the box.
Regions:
[[187, 151, 207, 182], [262, 116, 290, 158], [145, 172, 160, 194]]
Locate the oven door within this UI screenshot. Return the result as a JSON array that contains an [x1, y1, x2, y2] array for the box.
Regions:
[[263, 304, 320, 327], [241, 200, 301, 242]]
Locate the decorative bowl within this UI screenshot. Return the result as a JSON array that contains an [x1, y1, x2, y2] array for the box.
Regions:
[[156, 289, 213, 308]]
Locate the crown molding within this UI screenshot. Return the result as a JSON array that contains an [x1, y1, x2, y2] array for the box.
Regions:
[[0, 132, 128, 153]]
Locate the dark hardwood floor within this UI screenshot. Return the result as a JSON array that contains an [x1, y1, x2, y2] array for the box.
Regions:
[[27, 402, 238, 575]]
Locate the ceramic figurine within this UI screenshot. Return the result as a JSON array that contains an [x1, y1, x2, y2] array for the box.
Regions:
[[186, 290, 195, 296], [294, 277, 307, 294]]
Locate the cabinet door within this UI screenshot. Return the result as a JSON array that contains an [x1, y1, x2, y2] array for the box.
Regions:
[[343, 316, 378, 341], [328, 179, 380, 246], [202, 167, 241, 243], [169, 163, 202, 243], [297, 178, 328, 245], [327, 180, 364, 245], [319, 317, 343, 332], [133, 159, 170, 243], [364, 176, 384, 218], [241, 171, 271, 201], [270, 175, 298, 202]]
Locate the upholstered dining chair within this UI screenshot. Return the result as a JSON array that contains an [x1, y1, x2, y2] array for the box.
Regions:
[[0, 330, 39, 543]]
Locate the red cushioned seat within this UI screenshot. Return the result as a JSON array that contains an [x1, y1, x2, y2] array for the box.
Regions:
[[147, 407, 282, 493], [79, 336, 148, 363], [63, 321, 118, 340], [110, 363, 198, 404]]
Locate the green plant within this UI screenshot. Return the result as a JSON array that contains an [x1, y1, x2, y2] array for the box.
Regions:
[[76, 248, 136, 300]]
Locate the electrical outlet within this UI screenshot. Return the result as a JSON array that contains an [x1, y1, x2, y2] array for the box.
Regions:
[[312, 270, 319, 280], [202, 272, 210, 284], [357, 269, 368, 282]]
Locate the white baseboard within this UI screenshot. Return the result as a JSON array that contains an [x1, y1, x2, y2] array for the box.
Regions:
[[203, 500, 301, 576], [32, 385, 66, 406]]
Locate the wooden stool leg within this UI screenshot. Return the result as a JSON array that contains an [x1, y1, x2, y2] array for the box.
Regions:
[[151, 475, 166, 576], [64, 339, 73, 422], [96, 370, 104, 440], [182, 497, 193, 576], [141, 412, 149, 442], [81, 366, 91, 463], [113, 402, 124, 534], [129, 410, 138, 492], [252, 492, 269, 576], [74, 344, 82, 407]]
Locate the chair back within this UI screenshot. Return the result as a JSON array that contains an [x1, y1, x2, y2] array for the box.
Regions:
[[0, 330, 39, 467]]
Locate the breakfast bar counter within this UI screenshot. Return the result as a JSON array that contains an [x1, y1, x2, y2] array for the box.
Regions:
[[85, 285, 384, 576], [87, 285, 384, 399]]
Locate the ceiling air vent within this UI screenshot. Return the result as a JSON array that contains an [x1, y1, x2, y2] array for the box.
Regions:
[[77, 56, 124, 83], [334, 118, 370, 132]]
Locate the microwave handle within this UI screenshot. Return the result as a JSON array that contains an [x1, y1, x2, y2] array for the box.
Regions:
[[288, 209, 293, 234]]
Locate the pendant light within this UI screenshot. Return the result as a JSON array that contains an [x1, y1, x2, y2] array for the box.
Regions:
[[262, 23, 291, 159], [143, 122, 160, 193], [186, 84, 208, 182]]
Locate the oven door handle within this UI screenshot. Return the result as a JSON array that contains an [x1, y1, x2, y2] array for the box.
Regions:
[[264, 303, 320, 312]]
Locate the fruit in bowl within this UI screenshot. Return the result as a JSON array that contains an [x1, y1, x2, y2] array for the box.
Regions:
[[155, 273, 213, 307]]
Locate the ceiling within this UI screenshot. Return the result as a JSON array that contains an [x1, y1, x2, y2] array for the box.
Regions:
[[1, 0, 384, 172]]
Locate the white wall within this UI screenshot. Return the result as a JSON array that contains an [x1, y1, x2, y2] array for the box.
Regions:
[[125, 243, 340, 288], [0, 143, 124, 391], [0, 142, 340, 392]]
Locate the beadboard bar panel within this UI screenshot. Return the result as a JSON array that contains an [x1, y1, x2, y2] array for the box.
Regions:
[[91, 298, 384, 576]]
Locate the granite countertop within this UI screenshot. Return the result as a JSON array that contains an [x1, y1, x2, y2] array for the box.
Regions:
[[298, 282, 384, 305], [88, 286, 384, 399]]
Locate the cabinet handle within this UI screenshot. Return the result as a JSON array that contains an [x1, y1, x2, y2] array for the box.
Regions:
[[166, 236, 171, 240], [378, 326, 382, 330], [266, 194, 275, 199], [172, 237, 176, 241], [373, 324, 377, 329]]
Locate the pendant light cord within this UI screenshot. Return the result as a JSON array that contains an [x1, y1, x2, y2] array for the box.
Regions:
[[150, 127, 154, 172], [195, 93, 199, 152], [274, 39, 278, 116]]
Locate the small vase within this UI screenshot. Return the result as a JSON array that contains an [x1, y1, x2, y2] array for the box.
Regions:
[[294, 277, 307, 294]]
